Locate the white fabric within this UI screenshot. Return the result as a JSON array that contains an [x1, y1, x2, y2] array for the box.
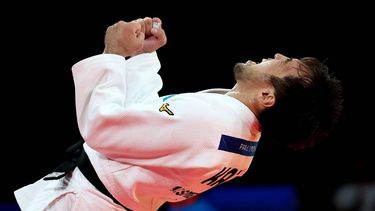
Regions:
[[15, 168, 125, 211], [15, 52, 261, 211]]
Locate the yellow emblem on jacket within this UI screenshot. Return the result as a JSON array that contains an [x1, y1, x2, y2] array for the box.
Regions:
[[159, 103, 174, 115]]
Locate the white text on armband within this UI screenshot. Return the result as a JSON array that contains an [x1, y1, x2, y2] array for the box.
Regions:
[[218, 134, 258, 156]]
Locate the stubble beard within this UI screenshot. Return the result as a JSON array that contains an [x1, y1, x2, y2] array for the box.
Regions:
[[233, 63, 254, 81]]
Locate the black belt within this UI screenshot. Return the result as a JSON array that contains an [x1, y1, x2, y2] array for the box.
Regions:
[[43, 139, 132, 210]]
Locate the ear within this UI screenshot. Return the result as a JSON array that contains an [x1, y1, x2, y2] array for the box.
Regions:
[[257, 88, 275, 108]]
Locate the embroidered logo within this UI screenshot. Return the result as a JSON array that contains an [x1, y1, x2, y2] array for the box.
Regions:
[[159, 103, 174, 115]]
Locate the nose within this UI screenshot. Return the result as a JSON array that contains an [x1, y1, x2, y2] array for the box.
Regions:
[[274, 53, 288, 60]]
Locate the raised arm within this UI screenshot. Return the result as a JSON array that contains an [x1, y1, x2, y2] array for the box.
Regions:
[[72, 18, 173, 159]]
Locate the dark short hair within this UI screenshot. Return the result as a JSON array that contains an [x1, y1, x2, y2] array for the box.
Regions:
[[258, 57, 343, 150]]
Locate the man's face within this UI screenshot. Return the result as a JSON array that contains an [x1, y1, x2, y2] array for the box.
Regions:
[[233, 53, 304, 81]]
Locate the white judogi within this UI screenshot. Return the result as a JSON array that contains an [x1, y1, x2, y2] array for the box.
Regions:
[[15, 52, 261, 211]]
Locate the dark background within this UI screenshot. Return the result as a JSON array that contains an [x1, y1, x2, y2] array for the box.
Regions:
[[3, 2, 373, 211]]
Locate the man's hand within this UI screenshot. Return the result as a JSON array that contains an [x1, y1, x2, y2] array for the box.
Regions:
[[103, 17, 167, 57], [140, 17, 167, 54]]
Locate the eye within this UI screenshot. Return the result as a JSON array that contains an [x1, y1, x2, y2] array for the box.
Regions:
[[283, 57, 293, 64]]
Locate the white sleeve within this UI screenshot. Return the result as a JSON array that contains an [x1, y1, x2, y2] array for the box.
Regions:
[[124, 52, 162, 104], [72, 52, 173, 159]]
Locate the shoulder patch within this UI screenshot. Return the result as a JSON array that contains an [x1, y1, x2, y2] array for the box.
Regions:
[[218, 134, 258, 156]]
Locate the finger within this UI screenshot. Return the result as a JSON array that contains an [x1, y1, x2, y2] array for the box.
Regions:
[[136, 30, 145, 41], [152, 17, 162, 26], [152, 28, 167, 46], [143, 17, 153, 35], [125, 22, 144, 43], [135, 18, 145, 34], [150, 17, 163, 35], [127, 22, 141, 33]]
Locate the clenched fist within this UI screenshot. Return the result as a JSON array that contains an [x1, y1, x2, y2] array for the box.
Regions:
[[103, 17, 167, 57]]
